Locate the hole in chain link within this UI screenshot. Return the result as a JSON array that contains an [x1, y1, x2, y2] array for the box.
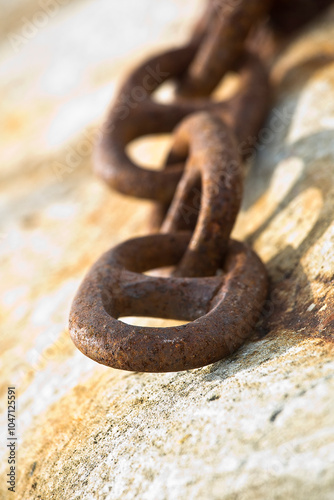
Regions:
[[120, 316, 188, 328], [211, 71, 241, 101], [126, 133, 172, 170]]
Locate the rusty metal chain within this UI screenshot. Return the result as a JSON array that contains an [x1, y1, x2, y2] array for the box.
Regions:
[[69, 0, 333, 372]]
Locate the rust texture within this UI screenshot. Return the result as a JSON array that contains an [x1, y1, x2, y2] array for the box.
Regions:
[[69, 234, 268, 372], [94, 49, 269, 203], [177, 0, 273, 98], [161, 112, 242, 277], [69, 0, 334, 372]]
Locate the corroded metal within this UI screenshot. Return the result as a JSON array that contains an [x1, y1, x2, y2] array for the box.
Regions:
[[69, 0, 330, 372], [69, 234, 268, 372], [161, 112, 242, 277], [177, 0, 273, 98], [94, 49, 269, 203], [151, 51, 270, 232]]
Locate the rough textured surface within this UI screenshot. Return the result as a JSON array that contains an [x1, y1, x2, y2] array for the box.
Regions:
[[0, 1, 334, 499]]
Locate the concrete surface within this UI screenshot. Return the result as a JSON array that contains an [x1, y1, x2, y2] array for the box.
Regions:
[[0, 1, 333, 499]]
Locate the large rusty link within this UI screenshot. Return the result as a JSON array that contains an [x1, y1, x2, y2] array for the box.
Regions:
[[270, 0, 334, 33], [177, 0, 273, 98], [94, 48, 269, 203], [69, 233, 268, 372], [161, 112, 242, 277]]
